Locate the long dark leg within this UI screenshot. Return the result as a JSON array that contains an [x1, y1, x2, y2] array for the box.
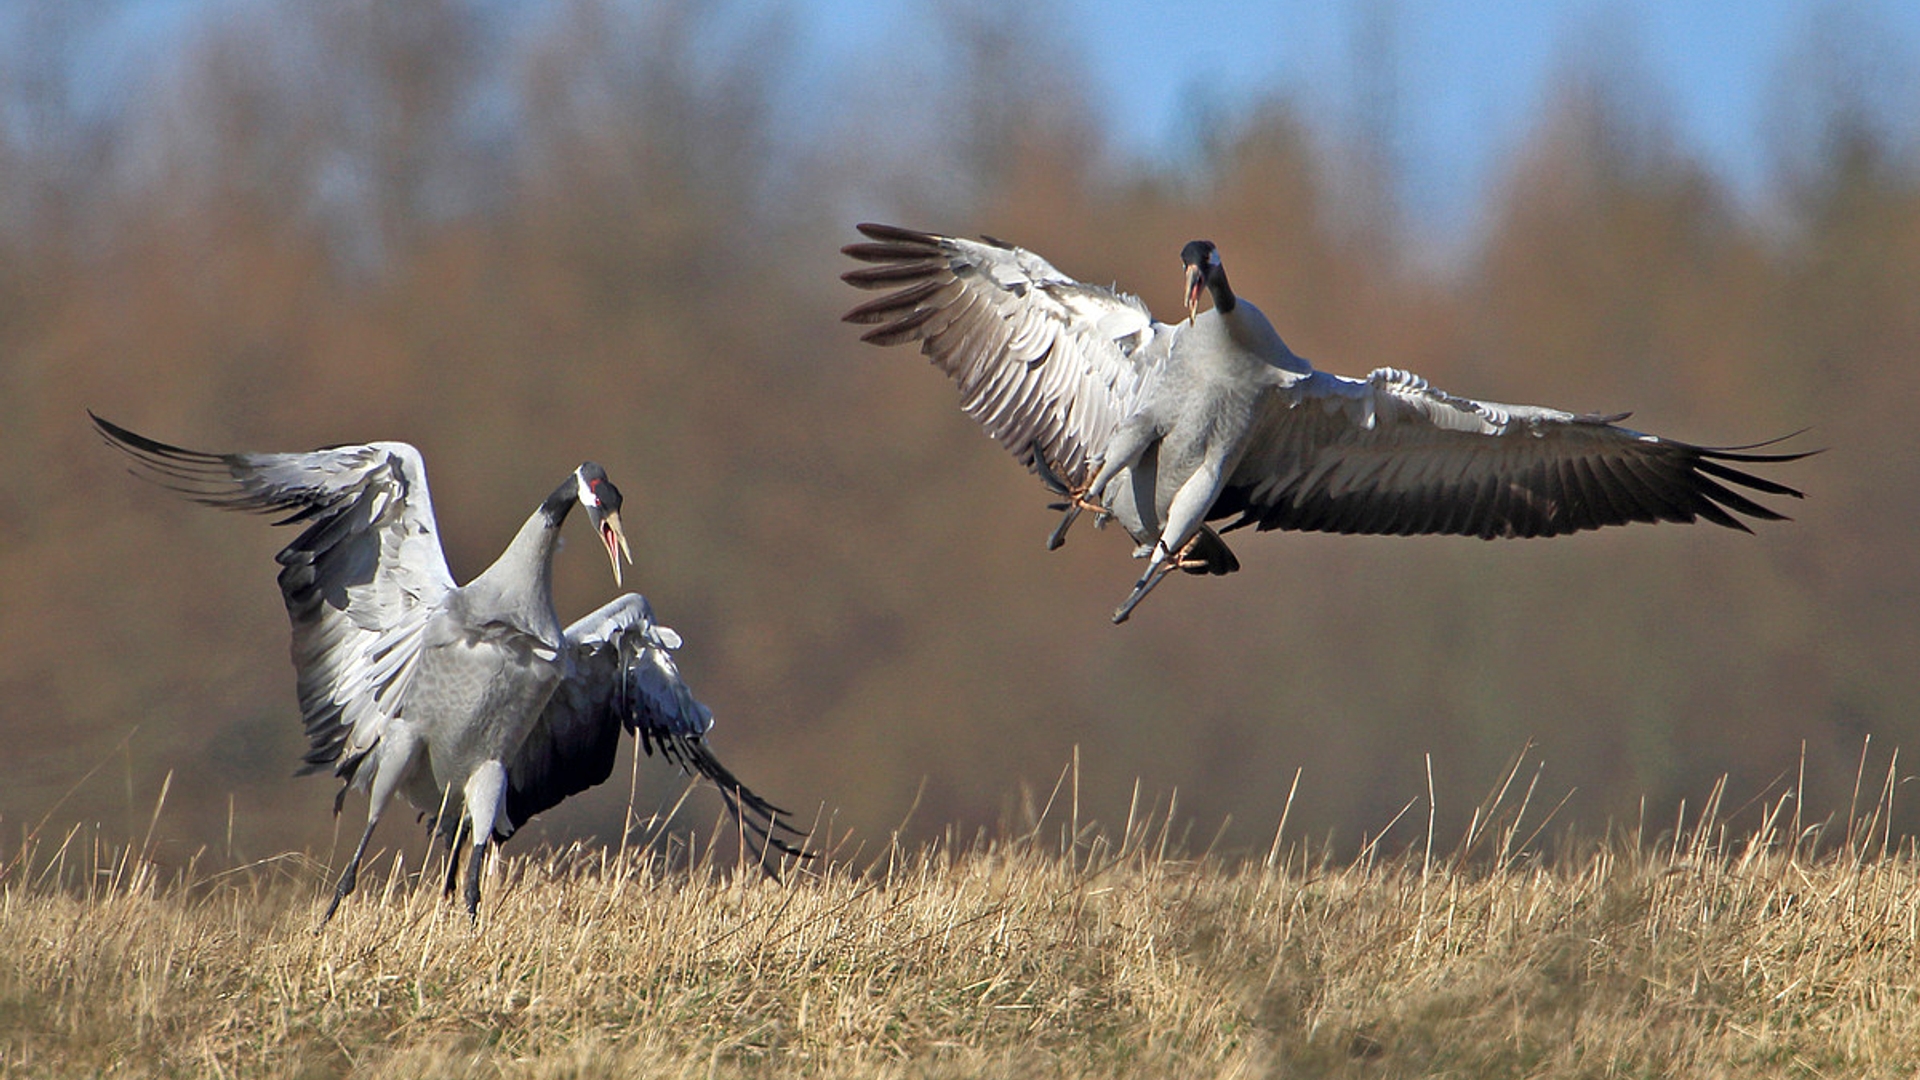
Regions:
[[462, 836, 487, 919], [441, 817, 469, 899], [321, 746, 413, 924], [459, 761, 508, 922], [1112, 534, 1208, 624], [323, 816, 379, 923], [1113, 547, 1180, 624], [1034, 454, 1112, 551]]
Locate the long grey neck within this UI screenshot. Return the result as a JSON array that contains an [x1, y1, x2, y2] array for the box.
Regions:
[[464, 474, 577, 631]]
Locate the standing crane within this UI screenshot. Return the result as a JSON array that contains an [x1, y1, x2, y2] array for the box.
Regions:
[[843, 225, 1810, 622], [93, 415, 807, 920]]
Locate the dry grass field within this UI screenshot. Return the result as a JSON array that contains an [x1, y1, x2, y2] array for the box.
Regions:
[[4, 764, 1919, 1079]]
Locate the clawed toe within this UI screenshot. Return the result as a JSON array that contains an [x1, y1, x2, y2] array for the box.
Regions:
[[1111, 536, 1205, 623], [1034, 456, 1111, 551]]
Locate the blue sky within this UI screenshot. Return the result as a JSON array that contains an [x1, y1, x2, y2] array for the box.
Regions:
[[790, 0, 1919, 236], [39, 0, 1920, 245]]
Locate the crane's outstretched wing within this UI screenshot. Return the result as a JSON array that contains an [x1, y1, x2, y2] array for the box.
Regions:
[[1211, 368, 1810, 538], [91, 414, 455, 790], [842, 223, 1177, 489], [503, 593, 811, 865]]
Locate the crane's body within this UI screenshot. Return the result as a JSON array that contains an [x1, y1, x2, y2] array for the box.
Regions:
[[1087, 268, 1298, 588], [94, 415, 806, 920], [842, 225, 1810, 622]]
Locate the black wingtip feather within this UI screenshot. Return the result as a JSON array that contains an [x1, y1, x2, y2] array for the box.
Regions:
[[90, 412, 222, 464], [1690, 470, 1790, 522], [842, 241, 943, 264], [841, 260, 947, 288], [853, 222, 939, 245], [1698, 428, 1818, 455], [92, 414, 288, 515], [842, 277, 947, 322], [650, 732, 816, 866], [857, 304, 941, 345], [1695, 454, 1809, 500]]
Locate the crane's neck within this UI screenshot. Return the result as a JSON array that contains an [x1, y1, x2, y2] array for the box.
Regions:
[[1206, 267, 1237, 315], [462, 474, 578, 639], [1190, 295, 1309, 379]]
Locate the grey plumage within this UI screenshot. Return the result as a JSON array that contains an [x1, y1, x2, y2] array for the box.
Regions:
[[843, 224, 1810, 623], [504, 592, 802, 856], [93, 414, 806, 921]]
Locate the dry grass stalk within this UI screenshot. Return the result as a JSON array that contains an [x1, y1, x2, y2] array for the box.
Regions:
[[3, 764, 1918, 1079]]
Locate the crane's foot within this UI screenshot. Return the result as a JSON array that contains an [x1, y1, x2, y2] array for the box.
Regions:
[[321, 865, 357, 924], [1047, 505, 1082, 550], [1049, 490, 1113, 549], [1033, 455, 1110, 550], [1112, 559, 1175, 623], [1172, 542, 1212, 572], [1111, 536, 1205, 624], [1046, 491, 1113, 551]]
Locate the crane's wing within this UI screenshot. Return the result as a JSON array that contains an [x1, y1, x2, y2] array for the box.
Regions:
[[502, 593, 810, 863], [1210, 368, 1810, 538], [842, 223, 1177, 489], [91, 414, 456, 788]]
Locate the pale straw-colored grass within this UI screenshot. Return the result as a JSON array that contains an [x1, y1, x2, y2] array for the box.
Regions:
[[4, 752, 1919, 1078]]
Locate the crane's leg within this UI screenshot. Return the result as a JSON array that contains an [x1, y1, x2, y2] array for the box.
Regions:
[[324, 818, 378, 924], [441, 816, 469, 899], [1087, 418, 1157, 504], [1032, 455, 1111, 551], [322, 738, 417, 923], [1112, 460, 1225, 623], [459, 761, 508, 920], [1111, 534, 1210, 623], [1041, 419, 1159, 550], [460, 843, 485, 921]]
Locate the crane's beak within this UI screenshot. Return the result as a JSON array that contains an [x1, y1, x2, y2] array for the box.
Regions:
[[1185, 263, 1205, 321], [598, 509, 632, 587]]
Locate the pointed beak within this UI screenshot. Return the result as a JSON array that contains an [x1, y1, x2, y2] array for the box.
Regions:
[[598, 508, 632, 587], [1185, 263, 1204, 321]]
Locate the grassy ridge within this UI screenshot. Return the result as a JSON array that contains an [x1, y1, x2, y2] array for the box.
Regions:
[[3, 786, 1919, 1078]]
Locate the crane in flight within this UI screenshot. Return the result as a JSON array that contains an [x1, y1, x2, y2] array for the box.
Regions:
[[843, 224, 1810, 623]]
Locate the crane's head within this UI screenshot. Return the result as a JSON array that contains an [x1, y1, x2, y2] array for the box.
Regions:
[[1180, 240, 1228, 320], [575, 462, 633, 587]]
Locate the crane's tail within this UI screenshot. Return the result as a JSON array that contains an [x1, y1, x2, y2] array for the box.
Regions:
[[639, 729, 817, 873]]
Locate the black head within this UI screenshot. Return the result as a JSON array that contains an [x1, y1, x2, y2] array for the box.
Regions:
[[574, 462, 631, 586], [1180, 240, 1231, 318], [1180, 240, 1219, 271], [576, 462, 622, 516]]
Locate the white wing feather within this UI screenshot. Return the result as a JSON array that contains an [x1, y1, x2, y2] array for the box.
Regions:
[[843, 224, 1177, 487]]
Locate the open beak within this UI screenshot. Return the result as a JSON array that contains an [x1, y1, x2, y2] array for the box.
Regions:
[[1184, 263, 1204, 321], [598, 509, 632, 587]]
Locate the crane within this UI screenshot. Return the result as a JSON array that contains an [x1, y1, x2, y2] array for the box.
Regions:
[[843, 224, 1810, 623], [93, 415, 807, 920]]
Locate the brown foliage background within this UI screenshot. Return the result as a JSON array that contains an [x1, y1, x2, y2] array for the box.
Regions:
[[0, 1, 1912, 865]]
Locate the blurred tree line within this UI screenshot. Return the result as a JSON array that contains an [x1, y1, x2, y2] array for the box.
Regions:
[[0, 1, 1912, 866]]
